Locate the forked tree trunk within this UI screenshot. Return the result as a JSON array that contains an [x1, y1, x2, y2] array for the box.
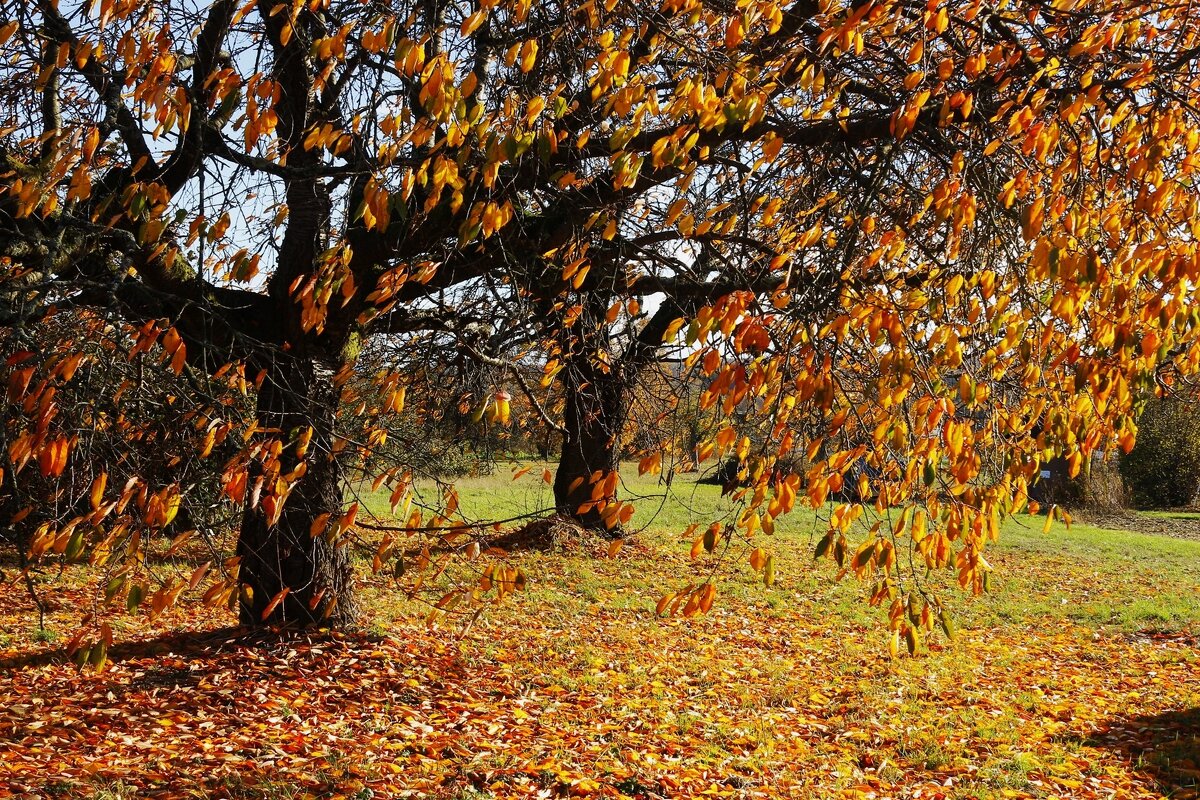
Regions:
[[551, 298, 688, 532], [554, 363, 628, 532], [236, 355, 357, 628]]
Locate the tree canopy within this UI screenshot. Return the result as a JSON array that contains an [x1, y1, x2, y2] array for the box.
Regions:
[[2, 0, 1200, 657]]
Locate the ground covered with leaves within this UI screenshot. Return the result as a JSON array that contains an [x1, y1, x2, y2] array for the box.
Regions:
[[3, 470, 1200, 799], [1081, 509, 1200, 542]]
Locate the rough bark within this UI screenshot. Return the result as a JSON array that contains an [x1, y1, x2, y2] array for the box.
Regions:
[[553, 359, 628, 532], [236, 354, 357, 627]]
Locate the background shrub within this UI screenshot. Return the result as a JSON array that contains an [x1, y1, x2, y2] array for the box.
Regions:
[[1119, 394, 1200, 509]]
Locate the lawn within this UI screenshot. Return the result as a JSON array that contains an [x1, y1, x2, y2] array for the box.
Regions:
[[2, 465, 1200, 799]]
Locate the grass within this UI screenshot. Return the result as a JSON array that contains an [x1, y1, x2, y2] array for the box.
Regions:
[[29, 626, 59, 644], [356, 462, 1200, 637], [3, 464, 1200, 798]]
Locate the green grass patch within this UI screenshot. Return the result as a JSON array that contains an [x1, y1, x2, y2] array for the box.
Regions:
[[357, 463, 1200, 637]]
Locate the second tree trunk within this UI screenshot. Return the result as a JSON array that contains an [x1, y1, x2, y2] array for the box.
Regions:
[[554, 362, 628, 531]]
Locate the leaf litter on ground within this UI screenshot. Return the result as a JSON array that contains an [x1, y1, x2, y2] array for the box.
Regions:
[[2, 493, 1200, 800]]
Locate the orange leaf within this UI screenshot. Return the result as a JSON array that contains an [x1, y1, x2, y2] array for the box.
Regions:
[[261, 587, 290, 621], [749, 547, 767, 571]]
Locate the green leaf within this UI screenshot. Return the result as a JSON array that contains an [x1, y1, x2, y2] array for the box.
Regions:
[[126, 583, 144, 613], [73, 645, 92, 669], [89, 639, 108, 670], [65, 529, 86, 562], [105, 575, 127, 602], [939, 607, 956, 640]]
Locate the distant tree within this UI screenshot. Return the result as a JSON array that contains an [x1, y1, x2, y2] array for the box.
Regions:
[[1121, 394, 1200, 509]]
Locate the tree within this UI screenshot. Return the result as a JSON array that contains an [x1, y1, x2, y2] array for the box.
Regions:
[[363, 0, 1200, 538], [2, 0, 1200, 646], [1120, 393, 1200, 509]]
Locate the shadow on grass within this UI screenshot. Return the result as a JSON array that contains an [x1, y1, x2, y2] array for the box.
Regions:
[[0, 625, 336, 672], [1142, 512, 1200, 522], [1083, 707, 1200, 795]]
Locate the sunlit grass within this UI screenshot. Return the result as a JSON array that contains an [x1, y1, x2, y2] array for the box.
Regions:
[[357, 462, 1200, 638]]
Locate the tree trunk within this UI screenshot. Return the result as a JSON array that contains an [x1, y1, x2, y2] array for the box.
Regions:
[[554, 364, 628, 532], [236, 355, 357, 628], [551, 297, 688, 531]]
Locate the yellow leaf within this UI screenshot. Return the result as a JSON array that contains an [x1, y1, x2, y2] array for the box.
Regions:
[[1021, 197, 1045, 242], [662, 317, 686, 342], [1042, 505, 1055, 534], [90, 473, 107, 510], [519, 39, 538, 73], [161, 492, 181, 527], [664, 198, 687, 227], [460, 10, 485, 36]]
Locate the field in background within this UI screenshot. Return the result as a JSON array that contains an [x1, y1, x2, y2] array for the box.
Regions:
[[2, 466, 1200, 799]]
